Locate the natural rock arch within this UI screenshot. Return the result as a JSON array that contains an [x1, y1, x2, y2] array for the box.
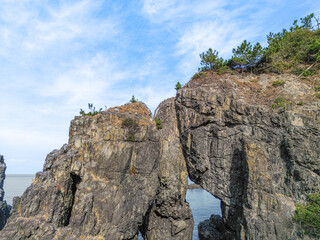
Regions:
[[175, 73, 320, 239]]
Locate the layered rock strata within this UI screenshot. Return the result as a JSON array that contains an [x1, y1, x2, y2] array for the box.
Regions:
[[0, 102, 193, 240], [1, 71, 319, 240], [176, 72, 320, 240], [0, 155, 10, 230], [140, 98, 193, 239]]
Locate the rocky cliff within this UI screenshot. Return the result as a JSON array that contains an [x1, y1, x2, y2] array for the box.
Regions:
[[0, 102, 193, 240], [0, 155, 10, 230], [1, 71, 319, 240], [176, 72, 320, 239]]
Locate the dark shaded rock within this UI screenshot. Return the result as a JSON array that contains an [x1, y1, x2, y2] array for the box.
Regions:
[[198, 214, 223, 240], [0, 102, 193, 240], [176, 72, 320, 240], [0, 155, 11, 230], [141, 98, 193, 239]]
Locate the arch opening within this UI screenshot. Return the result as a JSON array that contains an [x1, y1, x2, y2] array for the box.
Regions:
[[186, 178, 222, 239]]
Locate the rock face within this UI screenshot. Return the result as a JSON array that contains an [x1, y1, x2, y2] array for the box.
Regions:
[[1, 71, 319, 239], [0, 155, 10, 230], [0, 102, 193, 240], [141, 98, 193, 239], [176, 72, 320, 239], [198, 214, 223, 240]]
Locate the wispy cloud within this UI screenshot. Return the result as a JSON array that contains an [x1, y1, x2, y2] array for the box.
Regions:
[[0, 0, 125, 173], [38, 54, 128, 105], [0, 0, 118, 56], [1, 0, 320, 173], [141, 0, 320, 77]]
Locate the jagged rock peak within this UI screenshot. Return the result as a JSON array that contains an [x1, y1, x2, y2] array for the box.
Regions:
[[1, 100, 193, 240], [0, 155, 11, 231], [107, 101, 153, 118]]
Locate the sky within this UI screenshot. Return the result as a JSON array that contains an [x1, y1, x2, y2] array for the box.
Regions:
[[0, 0, 319, 174]]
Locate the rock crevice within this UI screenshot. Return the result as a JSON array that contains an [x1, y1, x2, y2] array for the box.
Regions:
[[1, 72, 319, 240], [0, 102, 193, 240], [176, 72, 320, 240]]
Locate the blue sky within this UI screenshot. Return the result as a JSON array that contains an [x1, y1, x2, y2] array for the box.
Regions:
[[1, 0, 319, 174]]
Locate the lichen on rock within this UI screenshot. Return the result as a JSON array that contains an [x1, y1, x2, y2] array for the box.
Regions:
[[176, 72, 320, 240], [1, 71, 319, 240], [0, 102, 193, 240]]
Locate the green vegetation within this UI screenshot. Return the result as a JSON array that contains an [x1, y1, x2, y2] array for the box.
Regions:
[[294, 193, 320, 237], [199, 48, 227, 71], [297, 101, 304, 105], [175, 82, 182, 90], [122, 118, 139, 141], [130, 95, 138, 103], [154, 118, 162, 129], [315, 93, 320, 98], [127, 135, 135, 142], [194, 13, 320, 76], [80, 103, 102, 116], [129, 166, 137, 175], [122, 118, 138, 128], [265, 13, 320, 73], [216, 65, 230, 75], [271, 97, 292, 109], [228, 40, 264, 72], [272, 80, 286, 87], [192, 72, 208, 79]]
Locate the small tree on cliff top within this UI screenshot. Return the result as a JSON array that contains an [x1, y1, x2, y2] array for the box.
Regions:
[[229, 40, 264, 71], [199, 48, 226, 71]]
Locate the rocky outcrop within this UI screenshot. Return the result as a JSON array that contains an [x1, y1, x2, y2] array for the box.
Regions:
[[198, 214, 223, 240], [176, 72, 320, 239], [1, 71, 319, 239], [140, 98, 193, 239], [0, 155, 10, 230], [0, 102, 193, 240]]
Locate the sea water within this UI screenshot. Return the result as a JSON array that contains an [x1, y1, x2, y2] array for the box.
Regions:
[[3, 175, 221, 240], [3, 174, 34, 205], [187, 188, 221, 239]]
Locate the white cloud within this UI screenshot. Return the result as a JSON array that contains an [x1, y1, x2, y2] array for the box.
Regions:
[[1, 0, 319, 174], [0, 0, 118, 59], [142, 0, 174, 16], [38, 54, 127, 104], [141, 0, 282, 77]]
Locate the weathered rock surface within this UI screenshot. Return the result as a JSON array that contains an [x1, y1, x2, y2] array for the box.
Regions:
[[1, 71, 319, 240], [140, 98, 193, 239], [188, 183, 202, 189], [176, 72, 320, 240], [0, 155, 10, 230], [0, 102, 193, 240], [198, 214, 223, 240]]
